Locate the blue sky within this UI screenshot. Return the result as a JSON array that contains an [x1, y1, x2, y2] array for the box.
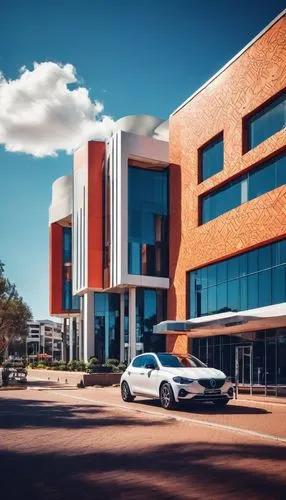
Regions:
[[0, 0, 285, 319]]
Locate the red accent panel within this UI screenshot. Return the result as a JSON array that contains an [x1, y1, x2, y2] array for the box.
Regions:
[[88, 142, 105, 289], [49, 223, 63, 315]]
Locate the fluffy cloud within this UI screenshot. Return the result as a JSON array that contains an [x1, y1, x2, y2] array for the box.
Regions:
[[0, 62, 115, 157]]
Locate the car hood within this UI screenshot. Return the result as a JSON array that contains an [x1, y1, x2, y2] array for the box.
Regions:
[[160, 367, 226, 379]]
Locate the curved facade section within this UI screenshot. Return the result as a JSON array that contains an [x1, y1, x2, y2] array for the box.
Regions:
[[49, 175, 73, 225], [114, 115, 164, 138]]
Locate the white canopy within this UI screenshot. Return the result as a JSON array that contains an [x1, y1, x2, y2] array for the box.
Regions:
[[153, 303, 286, 337]]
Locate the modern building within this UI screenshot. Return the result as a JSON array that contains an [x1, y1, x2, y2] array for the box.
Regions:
[[49, 11, 286, 394], [26, 320, 63, 361]]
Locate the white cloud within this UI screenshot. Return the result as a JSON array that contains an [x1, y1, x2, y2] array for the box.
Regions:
[[0, 62, 115, 157]]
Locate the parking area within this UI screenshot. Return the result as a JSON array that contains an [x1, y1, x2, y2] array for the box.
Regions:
[[0, 374, 286, 499]]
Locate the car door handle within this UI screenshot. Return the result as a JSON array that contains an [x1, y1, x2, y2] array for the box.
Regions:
[[140, 372, 145, 375]]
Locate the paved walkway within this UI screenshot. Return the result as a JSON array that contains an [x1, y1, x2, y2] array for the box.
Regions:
[[0, 374, 285, 499]]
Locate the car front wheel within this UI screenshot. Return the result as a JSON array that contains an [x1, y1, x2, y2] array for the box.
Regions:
[[121, 381, 135, 402], [160, 382, 176, 410]]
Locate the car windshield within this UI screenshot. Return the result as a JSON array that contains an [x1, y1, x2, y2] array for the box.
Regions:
[[157, 353, 206, 368]]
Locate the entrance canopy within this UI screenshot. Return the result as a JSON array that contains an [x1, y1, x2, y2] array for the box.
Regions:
[[153, 303, 286, 337]]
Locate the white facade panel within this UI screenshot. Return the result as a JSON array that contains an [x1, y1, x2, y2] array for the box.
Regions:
[[109, 130, 169, 289]]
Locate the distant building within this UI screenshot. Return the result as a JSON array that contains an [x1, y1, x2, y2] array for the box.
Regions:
[[26, 319, 63, 361]]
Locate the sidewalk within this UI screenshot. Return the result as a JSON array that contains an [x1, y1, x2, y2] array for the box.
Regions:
[[237, 393, 286, 405], [28, 368, 84, 386]]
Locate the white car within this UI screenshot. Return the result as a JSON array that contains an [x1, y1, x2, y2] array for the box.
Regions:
[[120, 352, 234, 410]]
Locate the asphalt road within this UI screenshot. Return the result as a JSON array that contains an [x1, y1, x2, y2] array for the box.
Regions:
[[0, 379, 286, 499]]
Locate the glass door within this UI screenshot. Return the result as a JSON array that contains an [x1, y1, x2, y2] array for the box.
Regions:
[[235, 345, 253, 395]]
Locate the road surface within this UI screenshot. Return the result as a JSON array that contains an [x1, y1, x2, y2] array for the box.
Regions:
[[0, 377, 285, 499]]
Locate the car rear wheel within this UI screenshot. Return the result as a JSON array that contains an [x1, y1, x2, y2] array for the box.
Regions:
[[213, 398, 229, 408], [160, 382, 176, 410], [121, 381, 135, 402]]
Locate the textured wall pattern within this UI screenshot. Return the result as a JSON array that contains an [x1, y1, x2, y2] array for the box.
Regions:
[[166, 334, 188, 355], [169, 15, 286, 321]]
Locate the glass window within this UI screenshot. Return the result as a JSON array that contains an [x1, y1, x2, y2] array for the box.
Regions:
[[217, 261, 227, 283], [248, 249, 258, 274], [207, 286, 216, 315], [227, 256, 240, 281], [217, 282, 227, 313], [247, 92, 285, 151], [136, 288, 166, 353], [207, 264, 216, 287], [142, 354, 158, 368], [132, 356, 145, 367], [258, 269, 271, 307], [128, 166, 168, 277], [200, 151, 285, 225], [272, 266, 285, 304], [188, 239, 286, 318], [200, 134, 224, 182], [201, 177, 242, 224], [227, 279, 240, 311], [276, 153, 286, 187], [248, 160, 276, 200], [247, 274, 258, 309]]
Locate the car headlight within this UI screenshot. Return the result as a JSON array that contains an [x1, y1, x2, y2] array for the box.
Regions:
[[173, 376, 194, 384]]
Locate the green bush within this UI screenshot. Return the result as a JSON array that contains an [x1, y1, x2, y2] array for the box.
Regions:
[[37, 362, 46, 369], [105, 358, 119, 367], [78, 360, 87, 372], [58, 361, 67, 371], [118, 362, 127, 372], [87, 357, 99, 373]]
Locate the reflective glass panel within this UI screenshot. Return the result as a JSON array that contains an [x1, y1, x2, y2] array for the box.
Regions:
[[128, 166, 168, 277], [200, 134, 224, 181], [247, 92, 285, 150]]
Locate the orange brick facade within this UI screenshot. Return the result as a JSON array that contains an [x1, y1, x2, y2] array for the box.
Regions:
[[168, 15, 286, 322]]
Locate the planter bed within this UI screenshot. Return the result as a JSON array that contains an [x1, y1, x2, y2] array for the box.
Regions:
[[83, 373, 122, 387]]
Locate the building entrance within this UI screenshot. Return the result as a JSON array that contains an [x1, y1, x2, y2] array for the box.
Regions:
[[235, 345, 253, 394]]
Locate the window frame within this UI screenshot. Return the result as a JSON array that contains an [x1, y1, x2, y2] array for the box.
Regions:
[[242, 89, 286, 153], [198, 131, 224, 183], [199, 150, 286, 225]]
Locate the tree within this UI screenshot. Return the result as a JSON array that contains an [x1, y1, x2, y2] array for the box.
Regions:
[[0, 261, 32, 357]]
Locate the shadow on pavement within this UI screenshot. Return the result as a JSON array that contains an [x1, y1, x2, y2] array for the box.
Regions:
[[0, 397, 167, 430], [0, 441, 285, 499], [134, 398, 271, 415]]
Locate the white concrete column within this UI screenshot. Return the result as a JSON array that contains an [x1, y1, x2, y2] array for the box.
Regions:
[[78, 315, 83, 361], [129, 288, 136, 361], [120, 292, 125, 362], [69, 318, 74, 361], [83, 292, 95, 363]]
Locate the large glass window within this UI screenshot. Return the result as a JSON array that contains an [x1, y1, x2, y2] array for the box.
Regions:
[[246, 92, 285, 151], [94, 293, 120, 363], [200, 134, 224, 182], [136, 288, 166, 354], [188, 239, 286, 318], [62, 227, 80, 311], [190, 328, 286, 392], [201, 151, 286, 224], [128, 166, 168, 277]]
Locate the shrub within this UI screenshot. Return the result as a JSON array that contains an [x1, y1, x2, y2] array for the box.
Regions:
[[105, 358, 119, 367], [37, 362, 46, 369], [78, 360, 87, 372], [87, 357, 99, 373], [118, 362, 127, 372], [58, 361, 67, 371]]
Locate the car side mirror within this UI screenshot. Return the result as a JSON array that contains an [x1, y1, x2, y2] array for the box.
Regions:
[[145, 363, 157, 370]]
